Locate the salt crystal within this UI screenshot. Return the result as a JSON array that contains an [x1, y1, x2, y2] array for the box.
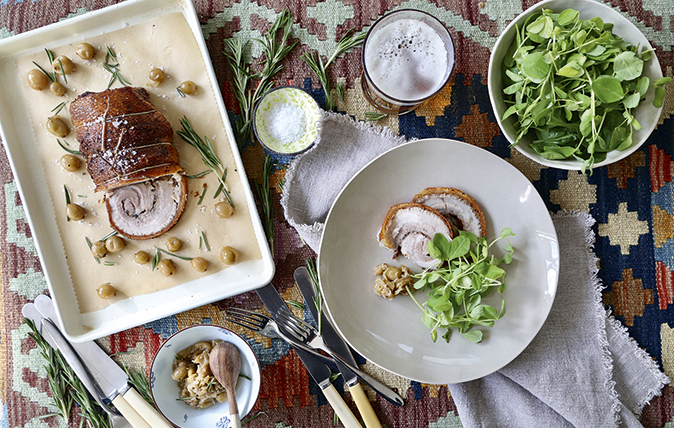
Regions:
[[266, 102, 306, 143]]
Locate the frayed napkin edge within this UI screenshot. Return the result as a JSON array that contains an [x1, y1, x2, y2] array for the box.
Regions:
[[280, 110, 411, 252], [553, 210, 671, 425], [553, 210, 623, 426]]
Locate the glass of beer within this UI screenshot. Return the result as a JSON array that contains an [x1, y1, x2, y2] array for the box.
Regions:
[[361, 9, 455, 114]]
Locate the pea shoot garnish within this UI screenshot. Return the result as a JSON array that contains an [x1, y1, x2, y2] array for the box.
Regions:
[[177, 116, 235, 209], [410, 228, 515, 343]]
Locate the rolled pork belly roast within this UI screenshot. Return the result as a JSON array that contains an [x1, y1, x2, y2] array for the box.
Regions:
[[378, 202, 455, 269], [69, 87, 187, 239], [413, 187, 487, 237]]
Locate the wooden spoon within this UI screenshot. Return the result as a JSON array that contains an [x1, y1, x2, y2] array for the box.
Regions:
[[210, 342, 242, 428]]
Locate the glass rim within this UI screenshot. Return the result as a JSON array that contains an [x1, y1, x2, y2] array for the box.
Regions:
[[361, 8, 455, 105]]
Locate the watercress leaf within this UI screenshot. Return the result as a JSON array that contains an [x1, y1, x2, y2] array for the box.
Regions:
[[461, 330, 483, 343], [521, 52, 550, 83], [475, 262, 506, 280], [430, 329, 438, 343], [631, 116, 641, 130], [654, 86, 666, 108], [636, 76, 650, 96], [443, 235, 471, 261], [622, 92, 641, 109], [422, 313, 436, 330], [557, 9, 579, 26], [557, 61, 583, 78], [502, 104, 520, 121], [504, 81, 524, 95], [499, 299, 507, 318], [616, 132, 633, 151], [500, 228, 514, 238], [414, 277, 427, 289], [505, 68, 523, 82], [653, 77, 671, 87], [613, 51, 643, 81], [592, 76, 624, 103]]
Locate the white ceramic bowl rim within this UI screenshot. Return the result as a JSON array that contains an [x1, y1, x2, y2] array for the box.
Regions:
[[149, 324, 261, 428], [487, 0, 664, 170]]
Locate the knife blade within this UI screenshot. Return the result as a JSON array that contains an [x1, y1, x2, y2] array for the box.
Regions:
[[295, 266, 385, 427], [255, 284, 362, 428], [21, 303, 129, 427], [33, 295, 172, 428]]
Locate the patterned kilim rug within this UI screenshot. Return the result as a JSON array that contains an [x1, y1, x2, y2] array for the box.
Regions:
[[1, 0, 674, 427]]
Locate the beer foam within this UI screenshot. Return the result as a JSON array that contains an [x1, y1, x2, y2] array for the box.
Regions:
[[364, 18, 449, 101]]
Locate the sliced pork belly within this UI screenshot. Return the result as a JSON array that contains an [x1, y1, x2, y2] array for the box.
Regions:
[[413, 187, 487, 237], [378, 202, 455, 269], [70, 87, 187, 239], [106, 175, 187, 240]]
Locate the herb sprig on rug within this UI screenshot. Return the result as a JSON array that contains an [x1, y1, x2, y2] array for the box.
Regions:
[[255, 154, 276, 256], [224, 9, 298, 147], [25, 318, 112, 428], [302, 29, 366, 111]]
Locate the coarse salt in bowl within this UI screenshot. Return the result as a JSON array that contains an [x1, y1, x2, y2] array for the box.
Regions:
[[253, 86, 321, 155], [488, 0, 664, 170], [150, 324, 261, 428]]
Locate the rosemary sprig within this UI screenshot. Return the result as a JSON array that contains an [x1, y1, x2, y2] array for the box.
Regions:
[[63, 185, 71, 222], [100, 230, 118, 241], [103, 45, 130, 89], [26, 318, 112, 427], [122, 364, 155, 406], [177, 116, 235, 208], [85, 237, 101, 264], [185, 170, 211, 179], [286, 300, 305, 311], [57, 139, 80, 155], [212, 170, 228, 199], [157, 247, 193, 261], [151, 248, 160, 271], [302, 29, 365, 111], [52, 101, 66, 116], [25, 318, 73, 422], [224, 9, 298, 147], [305, 257, 323, 334], [364, 111, 388, 121], [201, 231, 210, 252], [176, 87, 186, 98], [33, 48, 57, 82], [197, 183, 207, 205], [255, 155, 275, 256]]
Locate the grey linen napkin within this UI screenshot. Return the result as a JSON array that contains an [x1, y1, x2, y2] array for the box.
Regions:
[[281, 112, 670, 427]]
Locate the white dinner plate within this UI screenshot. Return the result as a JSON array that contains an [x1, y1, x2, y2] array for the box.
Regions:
[[318, 138, 559, 384]]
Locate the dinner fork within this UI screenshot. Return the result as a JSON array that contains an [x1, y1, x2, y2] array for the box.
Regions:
[[270, 310, 402, 403], [225, 307, 334, 365]]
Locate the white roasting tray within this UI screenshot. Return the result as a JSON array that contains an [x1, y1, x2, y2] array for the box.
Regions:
[[0, 0, 274, 342]]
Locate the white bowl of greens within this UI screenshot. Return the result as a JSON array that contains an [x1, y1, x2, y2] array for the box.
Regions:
[[488, 0, 668, 173]]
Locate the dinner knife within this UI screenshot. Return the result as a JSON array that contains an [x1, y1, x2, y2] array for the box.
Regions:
[[21, 302, 134, 428], [33, 295, 172, 428], [255, 284, 362, 428], [295, 266, 384, 427]]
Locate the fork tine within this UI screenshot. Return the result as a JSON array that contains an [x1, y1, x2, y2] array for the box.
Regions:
[[275, 311, 311, 339], [225, 307, 268, 330]]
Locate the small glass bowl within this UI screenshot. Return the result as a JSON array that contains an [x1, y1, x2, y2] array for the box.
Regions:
[[253, 86, 321, 155]]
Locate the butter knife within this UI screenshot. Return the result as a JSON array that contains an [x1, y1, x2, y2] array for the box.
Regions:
[[295, 266, 385, 427], [256, 284, 362, 428]]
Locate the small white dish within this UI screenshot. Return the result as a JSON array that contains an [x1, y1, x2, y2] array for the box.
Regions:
[[488, 0, 664, 170], [253, 86, 321, 155], [318, 138, 559, 384], [150, 324, 261, 428]]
